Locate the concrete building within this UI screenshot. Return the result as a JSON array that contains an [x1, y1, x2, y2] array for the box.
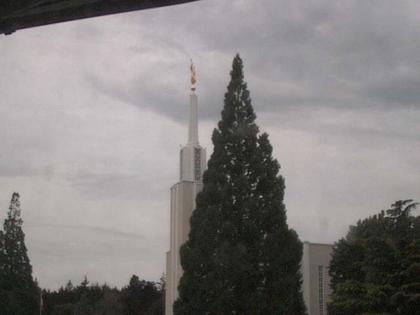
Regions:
[[165, 66, 206, 315], [301, 242, 333, 315]]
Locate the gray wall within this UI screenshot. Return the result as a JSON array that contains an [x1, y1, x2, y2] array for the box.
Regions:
[[302, 242, 333, 315]]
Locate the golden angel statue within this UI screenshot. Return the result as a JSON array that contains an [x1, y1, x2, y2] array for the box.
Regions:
[[190, 60, 197, 91]]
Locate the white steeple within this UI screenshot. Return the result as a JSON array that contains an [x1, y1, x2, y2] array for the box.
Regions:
[[165, 62, 207, 315], [179, 62, 206, 182], [188, 93, 199, 145]]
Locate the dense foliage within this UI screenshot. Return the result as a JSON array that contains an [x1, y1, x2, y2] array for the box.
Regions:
[[174, 55, 306, 315], [329, 199, 420, 315], [42, 275, 164, 315], [0, 192, 40, 315]]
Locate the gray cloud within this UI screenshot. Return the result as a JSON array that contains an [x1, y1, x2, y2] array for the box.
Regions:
[[75, 0, 420, 127]]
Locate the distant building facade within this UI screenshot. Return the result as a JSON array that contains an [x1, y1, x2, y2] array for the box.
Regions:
[[301, 242, 333, 315]]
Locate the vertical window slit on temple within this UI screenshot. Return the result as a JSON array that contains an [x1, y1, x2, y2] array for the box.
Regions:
[[318, 265, 324, 315]]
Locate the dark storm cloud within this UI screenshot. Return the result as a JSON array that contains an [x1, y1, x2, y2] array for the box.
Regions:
[[84, 0, 420, 122]]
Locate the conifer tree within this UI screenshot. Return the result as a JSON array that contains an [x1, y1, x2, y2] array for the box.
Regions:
[[0, 192, 39, 314], [121, 275, 161, 315], [174, 55, 305, 315]]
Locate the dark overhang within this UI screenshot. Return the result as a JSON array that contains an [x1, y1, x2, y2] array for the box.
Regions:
[[0, 0, 200, 35]]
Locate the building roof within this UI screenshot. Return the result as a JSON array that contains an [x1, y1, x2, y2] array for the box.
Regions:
[[303, 241, 333, 247], [0, 0, 200, 35]]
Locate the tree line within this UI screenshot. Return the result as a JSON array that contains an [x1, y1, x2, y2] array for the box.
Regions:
[[42, 275, 163, 315]]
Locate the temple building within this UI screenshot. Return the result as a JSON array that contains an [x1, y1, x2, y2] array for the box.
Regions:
[[165, 63, 206, 315], [301, 242, 333, 315]]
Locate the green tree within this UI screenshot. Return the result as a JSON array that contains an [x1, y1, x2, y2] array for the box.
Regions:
[[121, 275, 161, 315], [74, 292, 94, 315], [0, 192, 39, 314], [94, 286, 123, 315], [329, 199, 419, 315], [42, 280, 77, 315], [0, 228, 8, 310], [174, 54, 305, 315], [146, 274, 164, 315], [50, 303, 74, 315]]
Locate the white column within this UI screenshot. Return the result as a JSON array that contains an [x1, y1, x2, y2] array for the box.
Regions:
[[188, 93, 198, 145]]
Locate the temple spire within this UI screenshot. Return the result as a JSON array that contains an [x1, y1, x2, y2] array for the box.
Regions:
[[166, 63, 207, 315]]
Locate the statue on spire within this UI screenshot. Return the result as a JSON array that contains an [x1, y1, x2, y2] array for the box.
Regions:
[[190, 60, 197, 91]]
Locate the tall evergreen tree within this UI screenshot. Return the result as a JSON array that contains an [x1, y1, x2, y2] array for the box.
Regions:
[[0, 192, 39, 314], [174, 54, 305, 315]]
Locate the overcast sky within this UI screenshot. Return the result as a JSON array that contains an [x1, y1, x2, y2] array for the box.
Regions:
[[1, 0, 419, 290]]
